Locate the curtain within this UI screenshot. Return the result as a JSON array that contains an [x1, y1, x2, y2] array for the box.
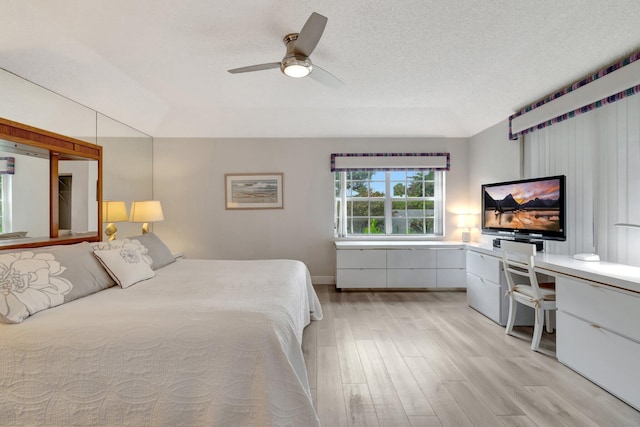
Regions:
[[525, 94, 640, 266]]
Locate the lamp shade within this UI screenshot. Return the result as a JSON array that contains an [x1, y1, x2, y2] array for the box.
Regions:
[[102, 201, 128, 222], [129, 200, 164, 223]]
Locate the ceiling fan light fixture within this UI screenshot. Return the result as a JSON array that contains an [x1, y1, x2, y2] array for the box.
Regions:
[[281, 56, 312, 78]]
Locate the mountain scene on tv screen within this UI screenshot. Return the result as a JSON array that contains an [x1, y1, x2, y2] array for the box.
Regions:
[[484, 180, 561, 231]]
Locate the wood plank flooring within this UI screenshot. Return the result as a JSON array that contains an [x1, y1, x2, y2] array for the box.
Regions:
[[303, 286, 640, 427]]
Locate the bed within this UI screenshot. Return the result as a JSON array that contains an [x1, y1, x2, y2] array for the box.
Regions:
[[0, 237, 322, 426]]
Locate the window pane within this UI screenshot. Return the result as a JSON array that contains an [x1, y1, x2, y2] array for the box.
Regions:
[[349, 181, 368, 197], [369, 171, 385, 180], [425, 218, 435, 234], [392, 200, 406, 214], [424, 181, 434, 197], [365, 218, 384, 234], [389, 171, 405, 180], [352, 201, 369, 216], [391, 182, 405, 197], [392, 218, 407, 234], [351, 218, 368, 234], [369, 181, 386, 196], [407, 200, 424, 211], [409, 219, 424, 234], [407, 180, 423, 197], [370, 201, 384, 216]]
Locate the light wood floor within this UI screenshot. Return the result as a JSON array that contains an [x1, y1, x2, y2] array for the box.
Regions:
[[302, 286, 640, 427]]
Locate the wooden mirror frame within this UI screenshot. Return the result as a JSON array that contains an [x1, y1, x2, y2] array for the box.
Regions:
[[0, 117, 102, 249]]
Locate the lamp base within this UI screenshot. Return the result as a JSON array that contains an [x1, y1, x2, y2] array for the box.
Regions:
[[142, 223, 150, 234], [105, 223, 118, 241], [461, 231, 471, 243]]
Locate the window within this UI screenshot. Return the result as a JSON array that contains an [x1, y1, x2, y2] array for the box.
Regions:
[[334, 170, 445, 237]]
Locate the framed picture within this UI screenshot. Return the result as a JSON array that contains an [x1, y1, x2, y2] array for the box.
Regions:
[[225, 173, 284, 210]]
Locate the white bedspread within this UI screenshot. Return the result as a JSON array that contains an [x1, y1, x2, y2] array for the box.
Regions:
[[0, 259, 323, 426]]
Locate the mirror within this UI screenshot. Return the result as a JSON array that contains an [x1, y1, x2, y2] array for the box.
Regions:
[[0, 67, 153, 247], [0, 118, 102, 249]]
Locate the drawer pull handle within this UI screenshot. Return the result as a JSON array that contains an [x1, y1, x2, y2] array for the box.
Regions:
[[590, 323, 602, 329]]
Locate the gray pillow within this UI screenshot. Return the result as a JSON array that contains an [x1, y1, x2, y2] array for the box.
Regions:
[[0, 242, 115, 323], [129, 233, 176, 270]]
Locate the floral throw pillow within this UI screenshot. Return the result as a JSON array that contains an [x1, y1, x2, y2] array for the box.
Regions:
[[93, 247, 155, 288], [0, 251, 73, 324], [91, 238, 153, 267]]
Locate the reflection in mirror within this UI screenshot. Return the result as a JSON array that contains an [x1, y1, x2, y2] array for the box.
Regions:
[[58, 160, 98, 235], [98, 114, 152, 239], [0, 143, 49, 240], [0, 69, 96, 143]]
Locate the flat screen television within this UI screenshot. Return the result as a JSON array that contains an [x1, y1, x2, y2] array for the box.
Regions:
[[481, 175, 566, 242]]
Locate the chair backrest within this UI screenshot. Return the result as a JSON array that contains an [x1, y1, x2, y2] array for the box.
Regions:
[[501, 240, 543, 298]]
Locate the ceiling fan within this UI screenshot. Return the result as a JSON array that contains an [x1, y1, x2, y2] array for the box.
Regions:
[[227, 12, 343, 88]]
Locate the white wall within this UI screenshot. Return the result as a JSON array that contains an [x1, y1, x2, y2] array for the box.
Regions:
[[153, 137, 470, 280], [468, 119, 522, 244]]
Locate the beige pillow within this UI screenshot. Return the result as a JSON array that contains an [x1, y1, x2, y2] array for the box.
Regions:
[[93, 247, 155, 288]]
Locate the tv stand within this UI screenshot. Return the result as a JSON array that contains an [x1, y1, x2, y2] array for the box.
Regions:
[[493, 238, 544, 252]]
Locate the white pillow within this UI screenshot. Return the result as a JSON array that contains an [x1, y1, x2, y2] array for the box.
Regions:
[[93, 247, 155, 288]]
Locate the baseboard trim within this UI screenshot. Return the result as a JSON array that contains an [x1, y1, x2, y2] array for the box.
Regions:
[[311, 276, 335, 285]]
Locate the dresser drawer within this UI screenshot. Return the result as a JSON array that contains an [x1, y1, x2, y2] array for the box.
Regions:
[[337, 249, 387, 269], [466, 250, 501, 284], [386, 249, 436, 269], [466, 272, 501, 323], [436, 268, 466, 288], [436, 248, 466, 268], [557, 311, 640, 410], [387, 268, 436, 288], [556, 277, 640, 343], [336, 269, 386, 288]]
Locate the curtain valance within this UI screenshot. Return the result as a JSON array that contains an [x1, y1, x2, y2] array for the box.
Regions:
[[509, 50, 640, 140], [330, 152, 450, 172]]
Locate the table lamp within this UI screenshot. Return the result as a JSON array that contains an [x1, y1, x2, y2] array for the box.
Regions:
[[129, 200, 164, 234], [457, 214, 476, 243], [102, 200, 128, 241]]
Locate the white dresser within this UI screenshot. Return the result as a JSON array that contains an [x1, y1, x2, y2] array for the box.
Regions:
[[335, 241, 466, 289], [465, 249, 535, 326], [556, 276, 640, 410]]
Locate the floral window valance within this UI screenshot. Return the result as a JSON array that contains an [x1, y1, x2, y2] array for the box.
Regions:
[[330, 152, 450, 172], [509, 50, 640, 140]]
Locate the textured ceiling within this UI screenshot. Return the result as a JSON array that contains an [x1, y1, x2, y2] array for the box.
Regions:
[[1, 0, 640, 138]]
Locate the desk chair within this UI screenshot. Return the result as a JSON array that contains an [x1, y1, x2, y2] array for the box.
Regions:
[[501, 240, 556, 351]]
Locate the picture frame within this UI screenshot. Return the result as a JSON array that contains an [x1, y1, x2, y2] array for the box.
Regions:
[[225, 173, 284, 210]]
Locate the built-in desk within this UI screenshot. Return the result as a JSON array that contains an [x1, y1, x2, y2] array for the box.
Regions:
[[467, 243, 640, 411]]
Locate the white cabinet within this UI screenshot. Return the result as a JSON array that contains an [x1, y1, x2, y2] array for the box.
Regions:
[[556, 277, 640, 411], [435, 248, 467, 289], [335, 244, 466, 289], [336, 249, 386, 288], [466, 249, 534, 326]]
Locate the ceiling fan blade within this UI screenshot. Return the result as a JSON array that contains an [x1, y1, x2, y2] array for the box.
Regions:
[[228, 62, 280, 74], [309, 65, 344, 88], [294, 12, 327, 57]]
